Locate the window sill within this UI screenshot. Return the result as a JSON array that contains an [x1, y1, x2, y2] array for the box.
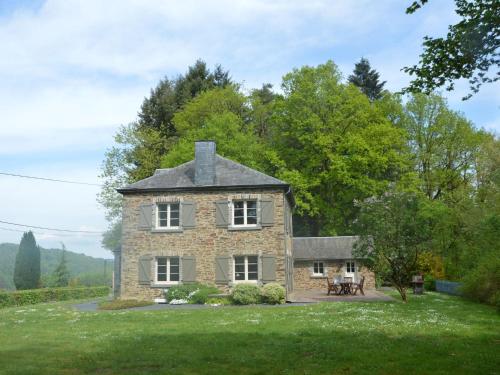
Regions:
[[232, 280, 259, 284], [151, 282, 180, 288], [228, 225, 262, 231], [151, 228, 183, 233]]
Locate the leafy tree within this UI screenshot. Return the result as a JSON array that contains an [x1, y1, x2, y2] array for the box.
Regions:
[[162, 112, 268, 171], [249, 83, 279, 138], [348, 58, 386, 101], [354, 191, 433, 302], [53, 244, 70, 287], [13, 232, 41, 290], [270, 61, 410, 236], [402, 93, 484, 200], [403, 0, 499, 99]]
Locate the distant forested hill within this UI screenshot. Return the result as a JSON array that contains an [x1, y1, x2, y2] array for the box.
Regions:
[[0, 243, 113, 290]]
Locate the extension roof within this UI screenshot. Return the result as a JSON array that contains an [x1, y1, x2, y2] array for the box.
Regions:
[[292, 236, 362, 260]]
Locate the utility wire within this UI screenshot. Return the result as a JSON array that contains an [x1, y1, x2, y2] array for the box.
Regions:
[[0, 220, 103, 234], [0, 172, 102, 187], [0, 226, 91, 238]]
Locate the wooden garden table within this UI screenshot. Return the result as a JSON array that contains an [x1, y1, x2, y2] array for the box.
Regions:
[[339, 282, 353, 295]]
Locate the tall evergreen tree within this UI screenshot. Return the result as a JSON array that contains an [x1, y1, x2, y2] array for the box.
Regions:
[[348, 58, 386, 101], [13, 231, 40, 290], [53, 244, 70, 287]]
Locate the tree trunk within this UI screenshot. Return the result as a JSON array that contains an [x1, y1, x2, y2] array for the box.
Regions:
[[395, 284, 408, 303]]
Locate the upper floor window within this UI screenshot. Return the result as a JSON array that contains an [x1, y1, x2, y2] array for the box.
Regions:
[[232, 200, 257, 227], [156, 203, 180, 229], [156, 257, 180, 284]]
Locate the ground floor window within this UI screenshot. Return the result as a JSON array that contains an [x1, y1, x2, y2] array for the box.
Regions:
[[156, 257, 180, 284], [313, 261, 325, 276], [234, 255, 258, 281], [346, 261, 356, 273]]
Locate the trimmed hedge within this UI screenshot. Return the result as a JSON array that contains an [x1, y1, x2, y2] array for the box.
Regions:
[[260, 283, 286, 304], [0, 286, 109, 308], [231, 284, 262, 305]]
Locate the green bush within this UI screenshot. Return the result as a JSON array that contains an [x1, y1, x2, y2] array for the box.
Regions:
[[461, 253, 500, 309], [0, 286, 109, 308], [164, 283, 202, 302], [99, 299, 153, 310], [424, 275, 436, 291], [190, 285, 220, 304], [231, 283, 261, 305], [260, 283, 286, 304]]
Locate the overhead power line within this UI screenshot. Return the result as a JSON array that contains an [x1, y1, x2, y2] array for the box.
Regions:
[[0, 172, 102, 186], [0, 226, 88, 238], [0, 220, 103, 234]]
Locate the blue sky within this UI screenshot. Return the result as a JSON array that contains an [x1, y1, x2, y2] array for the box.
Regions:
[[0, 0, 498, 258]]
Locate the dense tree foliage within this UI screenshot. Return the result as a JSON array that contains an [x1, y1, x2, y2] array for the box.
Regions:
[[270, 61, 408, 235], [403, 0, 500, 99], [13, 232, 41, 290], [348, 58, 386, 101]]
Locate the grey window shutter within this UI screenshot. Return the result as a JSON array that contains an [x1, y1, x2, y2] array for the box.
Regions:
[[262, 255, 276, 282], [260, 199, 274, 227], [215, 256, 230, 284], [138, 204, 153, 230], [215, 200, 229, 227], [138, 256, 152, 285], [181, 256, 196, 283], [181, 201, 196, 229]]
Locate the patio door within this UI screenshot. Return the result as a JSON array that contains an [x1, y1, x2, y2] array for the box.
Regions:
[[345, 261, 356, 281]]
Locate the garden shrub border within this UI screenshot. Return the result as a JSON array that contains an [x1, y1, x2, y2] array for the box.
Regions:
[[0, 286, 109, 308]]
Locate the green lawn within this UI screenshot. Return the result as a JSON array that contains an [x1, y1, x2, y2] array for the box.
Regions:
[[0, 292, 498, 375]]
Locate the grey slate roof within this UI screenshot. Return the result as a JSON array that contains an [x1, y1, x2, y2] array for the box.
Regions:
[[117, 155, 288, 193], [293, 236, 361, 260]]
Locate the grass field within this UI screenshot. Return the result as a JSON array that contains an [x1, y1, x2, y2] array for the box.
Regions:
[[0, 292, 498, 374]]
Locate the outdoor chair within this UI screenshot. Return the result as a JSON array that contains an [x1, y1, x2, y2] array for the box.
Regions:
[[326, 278, 340, 295], [352, 276, 365, 296]]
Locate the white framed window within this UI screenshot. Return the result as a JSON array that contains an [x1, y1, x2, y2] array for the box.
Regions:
[[234, 255, 258, 282], [312, 261, 325, 276], [156, 257, 180, 284], [232, 200, 258, 227], [345, 261, 356, 280], [156, 203, 180, 229]]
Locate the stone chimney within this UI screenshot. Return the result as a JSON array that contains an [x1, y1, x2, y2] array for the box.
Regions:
[[194, 141, 216, 186]]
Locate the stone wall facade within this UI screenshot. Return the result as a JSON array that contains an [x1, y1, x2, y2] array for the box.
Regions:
[[293, 260, 375, 291], [120, 188, 291, 300]]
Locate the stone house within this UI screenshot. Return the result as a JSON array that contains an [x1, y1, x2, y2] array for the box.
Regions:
[[114, 141, 374, 300], [115, 141, 294, 300]]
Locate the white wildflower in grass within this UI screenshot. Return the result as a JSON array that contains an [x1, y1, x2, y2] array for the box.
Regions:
[[246, 319, 260, 324], [169, 299, 188, 305], [14, 320, 25, 324]]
